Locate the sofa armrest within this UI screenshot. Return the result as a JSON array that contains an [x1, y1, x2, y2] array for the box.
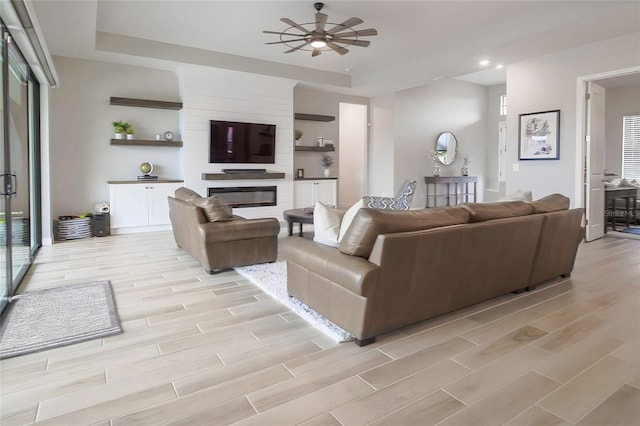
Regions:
[[198, 218, 280, 243], [281, 237, 379, 296]]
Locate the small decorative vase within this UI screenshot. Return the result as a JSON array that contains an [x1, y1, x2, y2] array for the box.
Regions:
[[461, 166, 469, 176], [126, 134, 134, 140], [114, 133, 124, 139], [295, 139, 302, 146], [324, 168, 330, 178], [433, 165, 440, 177]]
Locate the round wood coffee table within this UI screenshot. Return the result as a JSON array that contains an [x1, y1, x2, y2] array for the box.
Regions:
[[283, 208, 314, 236]]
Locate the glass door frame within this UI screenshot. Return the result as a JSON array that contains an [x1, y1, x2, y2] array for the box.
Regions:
[[0, 20, 41, 313]]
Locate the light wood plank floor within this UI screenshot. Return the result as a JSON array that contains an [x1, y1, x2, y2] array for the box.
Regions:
[[1, 231, 639, 425]]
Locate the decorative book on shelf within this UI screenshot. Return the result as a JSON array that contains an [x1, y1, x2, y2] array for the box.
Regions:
[[136, 175, 158, 181]]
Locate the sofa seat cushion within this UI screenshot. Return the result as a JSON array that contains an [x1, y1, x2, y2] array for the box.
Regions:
[[175, 187, 202, 202], [339, 206, 471, 258], [529, 193, 570, 213], [193, 196, 234, 222], [462, 201, 534, 222]]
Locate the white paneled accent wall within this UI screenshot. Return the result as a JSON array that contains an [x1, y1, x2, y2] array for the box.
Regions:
[[177, 66, 297, 219]]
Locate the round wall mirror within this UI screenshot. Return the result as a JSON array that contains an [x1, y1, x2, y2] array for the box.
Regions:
[[435, 132, 458, 165]]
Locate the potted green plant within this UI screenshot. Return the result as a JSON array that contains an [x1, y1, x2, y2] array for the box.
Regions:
[[112, 120, 126, 139], [294, 129, 303, 146], [125, 124, 135, 140], [321, 154, 333, 178]]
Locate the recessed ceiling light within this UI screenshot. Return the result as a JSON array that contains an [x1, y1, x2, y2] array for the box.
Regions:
[[345, 68, 352, 72], [496, 64, 504, 69], [479, 59, 490, 66]]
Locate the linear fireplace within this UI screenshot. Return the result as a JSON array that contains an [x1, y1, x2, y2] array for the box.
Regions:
[[208, 186, 277, 208]]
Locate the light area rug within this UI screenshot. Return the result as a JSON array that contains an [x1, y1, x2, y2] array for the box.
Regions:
[[0, 281, 122, 359], [235, 261, 355, 343]]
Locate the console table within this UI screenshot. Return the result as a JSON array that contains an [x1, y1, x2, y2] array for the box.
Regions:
[[425, 176, 477, 208], [604, 187, 637, 233]]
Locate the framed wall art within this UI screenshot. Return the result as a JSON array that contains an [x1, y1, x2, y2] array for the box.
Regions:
[[518, 109, 560, 160]]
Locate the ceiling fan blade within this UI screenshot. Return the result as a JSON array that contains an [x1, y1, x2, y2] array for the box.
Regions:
[[315, 12, 328, 32], [281, 18, 310, 34], [327, 41, 349, 55], [263, 30, 306, 37], [286, 42, 311, 53], [326, 17, 364, 34], [312, 48, 322, 57], [332, 38, 370, 47], [266, 38, 308, 45], [331, 28, 378, 38]]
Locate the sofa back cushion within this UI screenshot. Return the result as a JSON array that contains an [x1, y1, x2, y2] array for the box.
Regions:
[[175, 187, 202, 202], [529, 193, 570, 213], [193, 196, 234, 222], [338, 206, 471, 258], [461, 201, 534, 222]]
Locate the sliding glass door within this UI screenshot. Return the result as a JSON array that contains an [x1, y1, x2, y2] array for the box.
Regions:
[[0, 26, 6, 312], [0, 22, 40, 314]]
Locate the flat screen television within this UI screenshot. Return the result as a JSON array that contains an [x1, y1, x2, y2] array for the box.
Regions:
[[209, 120, 276, 164]]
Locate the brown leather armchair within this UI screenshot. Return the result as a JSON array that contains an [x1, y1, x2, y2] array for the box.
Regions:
[[168, 187, 280, 273]]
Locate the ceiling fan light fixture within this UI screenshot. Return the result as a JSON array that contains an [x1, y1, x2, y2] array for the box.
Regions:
[[264, 2, 377, 57], [310, 38, 327, 48]]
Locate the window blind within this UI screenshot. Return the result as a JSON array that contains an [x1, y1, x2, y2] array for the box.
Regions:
[[622, 115, 640, 180]]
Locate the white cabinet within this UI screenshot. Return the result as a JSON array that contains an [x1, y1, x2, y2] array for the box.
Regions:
[[109, 181, 182, 233], [294, 179, 337, 208]]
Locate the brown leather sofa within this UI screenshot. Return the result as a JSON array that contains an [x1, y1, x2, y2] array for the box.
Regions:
[[168, 187, 280, 273], [282, 194, 584, 346]]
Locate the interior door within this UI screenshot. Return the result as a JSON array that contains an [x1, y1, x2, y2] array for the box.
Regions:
[[338, 103, 367, 209], [498, 121, 507, 182], [585, 82, 606, 241]]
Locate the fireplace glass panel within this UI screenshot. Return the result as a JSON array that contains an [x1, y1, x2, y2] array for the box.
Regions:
[[208, 186, 277, 208]]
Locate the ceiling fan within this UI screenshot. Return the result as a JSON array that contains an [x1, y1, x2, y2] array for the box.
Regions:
[[263, 2, 378, 57]]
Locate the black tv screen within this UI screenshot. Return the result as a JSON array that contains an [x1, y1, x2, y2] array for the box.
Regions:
[[209, 120, 276, 164]]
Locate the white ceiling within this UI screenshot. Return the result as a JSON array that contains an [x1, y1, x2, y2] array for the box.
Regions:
[[30, 0, 640, 96]]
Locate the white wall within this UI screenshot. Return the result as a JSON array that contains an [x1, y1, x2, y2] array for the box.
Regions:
[[49, 56, 181, 219], [393, 78, 489, 209], [605, 83, 640, 176], [505, 32, 640, 206], [177, 66, 296, 219]]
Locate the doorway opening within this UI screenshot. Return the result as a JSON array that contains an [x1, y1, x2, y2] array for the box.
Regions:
[[577, 66, 640, 241]]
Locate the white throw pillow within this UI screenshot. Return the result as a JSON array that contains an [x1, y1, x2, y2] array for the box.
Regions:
[[338, 199, 364, 242], [312, 202, 342, 247], [497, 190, 533, 203]]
